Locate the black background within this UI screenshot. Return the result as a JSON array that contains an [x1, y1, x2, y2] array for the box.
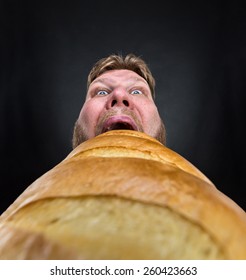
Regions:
[[1, 0, 245, 214]]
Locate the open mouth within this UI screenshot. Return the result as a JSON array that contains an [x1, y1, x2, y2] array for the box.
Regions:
[[102, 122, 135, 133], [101, 116, 138, 134]]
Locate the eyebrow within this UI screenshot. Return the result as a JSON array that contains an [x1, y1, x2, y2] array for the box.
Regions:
[[91, 76, 148, 86]]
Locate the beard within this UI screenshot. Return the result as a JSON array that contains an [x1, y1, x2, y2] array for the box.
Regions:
[[72, 111, 166, 149]]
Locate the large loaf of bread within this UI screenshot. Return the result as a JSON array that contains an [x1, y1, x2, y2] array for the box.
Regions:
[[0, 130, 246, 259]]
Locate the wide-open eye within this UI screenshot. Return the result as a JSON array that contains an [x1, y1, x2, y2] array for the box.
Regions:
[[131, 89, 142, 95], [97, 90, 109, 96]]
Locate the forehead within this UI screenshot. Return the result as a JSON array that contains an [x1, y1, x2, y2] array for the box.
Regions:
[[90, 69, 148, 87]]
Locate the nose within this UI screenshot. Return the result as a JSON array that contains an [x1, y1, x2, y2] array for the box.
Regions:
[[106, 88, 131, 109]]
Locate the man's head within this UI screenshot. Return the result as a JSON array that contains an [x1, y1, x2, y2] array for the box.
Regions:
[[72, 53, 166, 148]]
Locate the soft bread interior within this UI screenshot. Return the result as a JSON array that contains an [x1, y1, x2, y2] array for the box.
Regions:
[[5, 196, 225, 260]]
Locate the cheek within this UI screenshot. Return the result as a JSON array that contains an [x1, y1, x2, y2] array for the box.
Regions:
[[139, 101, 162, 127], [78, 101, 101, 129]]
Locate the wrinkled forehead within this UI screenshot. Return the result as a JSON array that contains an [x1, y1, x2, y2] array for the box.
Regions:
[[90, 69, 149, 87]]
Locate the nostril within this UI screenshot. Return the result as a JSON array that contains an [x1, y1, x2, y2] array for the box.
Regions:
[[111, 99, 129, 107], [123, 100, 129, 107], [111, 100, 117, 107]]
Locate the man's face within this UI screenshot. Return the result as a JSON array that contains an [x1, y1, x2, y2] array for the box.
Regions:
[[73, 69, 166, 147]]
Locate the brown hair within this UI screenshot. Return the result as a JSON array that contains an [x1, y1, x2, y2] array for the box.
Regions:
[[87, 53, 156, 98]]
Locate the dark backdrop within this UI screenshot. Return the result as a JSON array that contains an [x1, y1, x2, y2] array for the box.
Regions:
[[1, 0, 245, 214]]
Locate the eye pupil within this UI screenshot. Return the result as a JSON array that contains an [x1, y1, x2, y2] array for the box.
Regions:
[[97, 90, 108, 96], [131, 90, 142, 95]]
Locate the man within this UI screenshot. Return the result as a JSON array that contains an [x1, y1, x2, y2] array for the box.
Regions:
[[72, 53, 166, 148]]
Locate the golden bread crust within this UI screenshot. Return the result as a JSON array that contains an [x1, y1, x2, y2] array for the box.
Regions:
[[0, 130, 245, 259]]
